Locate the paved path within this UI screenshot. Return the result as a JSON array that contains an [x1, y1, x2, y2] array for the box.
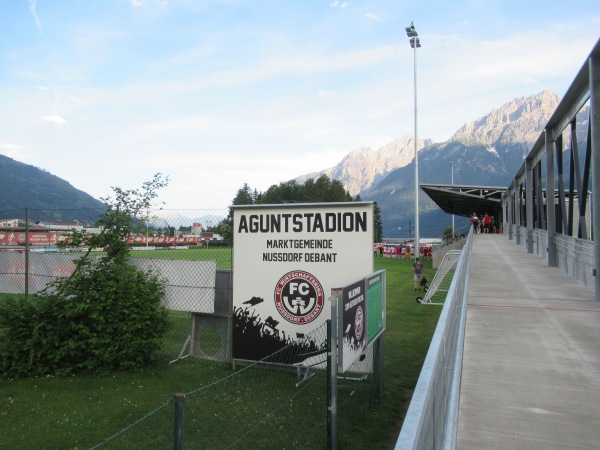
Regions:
[[457, 234, 600, 449]]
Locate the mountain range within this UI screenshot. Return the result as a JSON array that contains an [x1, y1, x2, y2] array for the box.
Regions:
[[0, 90, 570, 237], [296, 90, 563, 238], [0, 155, 104, 222]]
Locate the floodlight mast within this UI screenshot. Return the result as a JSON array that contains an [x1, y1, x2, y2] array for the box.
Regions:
[[406, 22, 421, 259]]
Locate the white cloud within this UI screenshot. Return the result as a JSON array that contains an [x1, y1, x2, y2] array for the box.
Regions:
[[318, 89, 336, 97], [131, 0, 169, 9], [210, 44, 398, 88], [0, 143, 33, 162], [330, 1, 349, 9], [41, 115, 67, 126], [365, 13, 379, 24], [0, 143, 20, 154], [68, 96, 85, 104], [28, 0, 43, 33]]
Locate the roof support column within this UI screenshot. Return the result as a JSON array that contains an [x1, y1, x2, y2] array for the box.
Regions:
[[590, 51, 600, 300], [508, 190, 515, 240], [525, 158, 534, 253], [546, 128, 557, 267], [515, 180, 521, 246]]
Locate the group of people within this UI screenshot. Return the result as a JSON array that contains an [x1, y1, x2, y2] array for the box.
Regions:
[[375, 243, 432, 259], [471, 212, 497, 234], [409, 211, 499, 295]]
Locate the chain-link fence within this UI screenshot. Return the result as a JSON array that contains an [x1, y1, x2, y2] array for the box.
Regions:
[[0, 208, 232, 363], [89, 321, 383, 449], [91, 322, 328, 449], [1, 208, 384, 448]]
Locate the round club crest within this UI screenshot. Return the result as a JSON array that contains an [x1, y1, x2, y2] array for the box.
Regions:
[[274, 270, 324, 324], [354, 305, 364, 341]]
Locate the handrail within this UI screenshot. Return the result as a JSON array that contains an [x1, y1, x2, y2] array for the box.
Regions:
[[394, 227, 473, 449]]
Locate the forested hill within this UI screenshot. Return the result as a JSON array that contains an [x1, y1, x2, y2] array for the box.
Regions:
[[0, 154, 104, 212]]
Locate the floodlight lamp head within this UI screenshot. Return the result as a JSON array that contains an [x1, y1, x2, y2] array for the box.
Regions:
[[405, 22, 417, 37], [410, 37, 421, 48]]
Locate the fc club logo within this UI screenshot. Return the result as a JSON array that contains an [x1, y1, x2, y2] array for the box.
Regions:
[[354, 306, 364, 341], [274, 270, 324, 324]]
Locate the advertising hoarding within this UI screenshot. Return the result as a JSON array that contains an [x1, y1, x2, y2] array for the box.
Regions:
[[232, 202, 373, 363], [339, 278, 367, 372], [366, 270, 386, 344]]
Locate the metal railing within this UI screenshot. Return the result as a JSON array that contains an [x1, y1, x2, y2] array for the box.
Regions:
[[394, 227, 473, 449], [554, 233, 595, 290], [512, 225, 595, 290]]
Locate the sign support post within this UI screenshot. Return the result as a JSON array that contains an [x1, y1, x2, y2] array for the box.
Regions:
[[328, 289, 340, 450]]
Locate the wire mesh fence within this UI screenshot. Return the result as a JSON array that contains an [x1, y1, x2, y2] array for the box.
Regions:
[[89, 400, 176, 450], [89, 321, 382, 449], [553, 233, 595, 289], [1, 208, 384, 449], [184, 322, 329, 449], [0, 207, 232, 363], [513, 225, 595, 290]]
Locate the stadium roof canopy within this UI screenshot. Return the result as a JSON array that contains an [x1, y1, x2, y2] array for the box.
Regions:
[[420, 184, 507, 219]]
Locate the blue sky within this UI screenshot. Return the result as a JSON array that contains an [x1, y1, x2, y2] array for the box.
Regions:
[[1, 0, 599, 209]]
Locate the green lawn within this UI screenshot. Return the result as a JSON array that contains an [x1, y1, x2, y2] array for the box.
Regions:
[[0, 255, 440, 449], [131, 246, 233, 269]]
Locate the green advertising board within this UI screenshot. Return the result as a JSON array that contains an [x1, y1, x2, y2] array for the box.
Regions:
[[366, 270, 386, 344]]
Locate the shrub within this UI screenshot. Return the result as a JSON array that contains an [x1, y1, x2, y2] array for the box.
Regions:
[[0, 174, 171, 378]]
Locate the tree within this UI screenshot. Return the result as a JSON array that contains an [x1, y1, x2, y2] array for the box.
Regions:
[[0, 174, 171, 378], [255, 175, 352, 204], [443, 226, 454, 243], [373, 202, 383, 243], [221, 177, 362, 241], [232, 183, 255, 206], [260, 180, 303, 204]]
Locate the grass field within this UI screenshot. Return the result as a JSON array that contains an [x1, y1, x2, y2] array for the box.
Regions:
[[130, 246, 233, 270], [0, 253, 440, 449]]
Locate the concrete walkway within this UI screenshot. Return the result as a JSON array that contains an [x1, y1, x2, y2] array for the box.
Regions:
[[457, 234, 600, 449]]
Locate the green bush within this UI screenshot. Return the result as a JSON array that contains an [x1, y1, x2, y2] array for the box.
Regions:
[[0, 174, 171, 378], [0, 259, 169, 378]]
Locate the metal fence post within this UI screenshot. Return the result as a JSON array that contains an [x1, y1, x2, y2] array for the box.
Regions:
[[327, 319, 334, 449], [328, 289, 340, 450], [377, 336, 384, 397], [173, 392, 185, 450], [25, 208, 29, 299]]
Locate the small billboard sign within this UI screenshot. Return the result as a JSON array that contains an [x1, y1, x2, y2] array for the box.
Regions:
[[232, 202, 374, 363]]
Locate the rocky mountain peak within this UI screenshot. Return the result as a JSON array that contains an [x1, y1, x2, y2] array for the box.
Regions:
[[296, 90, 558, 201], [295, 135, 433, 196], [327, 136, 433, 196], [449, 90, 559, 147]]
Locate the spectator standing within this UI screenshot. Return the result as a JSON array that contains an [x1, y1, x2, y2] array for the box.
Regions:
[[412, 257, 425, 291], [471, 213, 479, 233], [483, 213, 491, 233]]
